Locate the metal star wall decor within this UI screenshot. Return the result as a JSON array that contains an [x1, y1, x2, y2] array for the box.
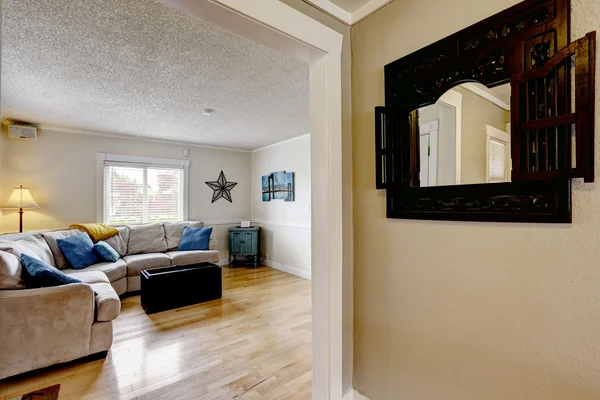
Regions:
[[205, 170, 238, 203]]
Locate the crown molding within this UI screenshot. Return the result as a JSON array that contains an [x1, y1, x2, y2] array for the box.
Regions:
[[302, 0, 351, 24], [342, 389, 370, 400], [350, 0, 392, 24], [36, 124, 252, 153], [301, 0, 392, 25], [462, 83, 511, 111], [251, 133, 310, 153]]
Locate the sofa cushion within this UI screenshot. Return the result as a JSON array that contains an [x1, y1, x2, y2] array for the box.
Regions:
[[21, 254, 84, 288], [0, 250, 26, 289], [64, 270, 109, 285], [126, 223, 167, 255], [164, 221, 204, 251], [166, 250, 220, 266], [56, 233, 100, 270], [89, 282, 120, 322], [94, 241, 120, 263], [40, 229, 83, 269], [0, 235, 55, 266], [123, 253, 171, 276], [63, 259, 126, 283], [103, 226, 129, 257]]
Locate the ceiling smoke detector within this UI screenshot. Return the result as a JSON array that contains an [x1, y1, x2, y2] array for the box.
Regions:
[[202, 108, 215, 116]]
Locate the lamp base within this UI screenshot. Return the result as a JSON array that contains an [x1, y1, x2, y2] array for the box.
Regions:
[[19, 208, 23, 233]]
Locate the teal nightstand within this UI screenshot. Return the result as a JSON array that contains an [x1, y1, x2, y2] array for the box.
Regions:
[[228, 226, 261, 268]]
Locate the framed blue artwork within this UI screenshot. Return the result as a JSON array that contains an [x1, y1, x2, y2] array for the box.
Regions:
[[262, 171, 295, 202]]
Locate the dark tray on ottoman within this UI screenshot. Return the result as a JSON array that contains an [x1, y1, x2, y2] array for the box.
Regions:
[[141, 262, 222, 314]]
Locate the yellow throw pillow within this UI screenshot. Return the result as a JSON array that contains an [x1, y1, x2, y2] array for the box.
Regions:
[[69, 223, 119, 243]]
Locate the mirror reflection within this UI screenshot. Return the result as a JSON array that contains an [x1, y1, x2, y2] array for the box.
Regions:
[[417, 83, 511, 187]]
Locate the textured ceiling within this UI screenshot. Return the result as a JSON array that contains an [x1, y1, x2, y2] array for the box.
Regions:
[[1, 0, 310, 150]]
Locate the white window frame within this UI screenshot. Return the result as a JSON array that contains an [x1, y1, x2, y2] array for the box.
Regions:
[[96, 153, 190, 224], [485, 125, 511, 183]]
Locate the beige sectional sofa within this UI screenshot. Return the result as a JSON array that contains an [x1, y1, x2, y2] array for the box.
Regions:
[[0, 221, 219, 379]]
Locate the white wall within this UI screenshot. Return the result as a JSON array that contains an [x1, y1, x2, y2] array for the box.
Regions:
[[352, 0, 600, 399], [0, 127, 251, 256], [251, 134, 311, 278]]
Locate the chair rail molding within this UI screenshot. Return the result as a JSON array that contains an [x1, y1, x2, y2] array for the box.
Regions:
[[252, 219, 311, 230], [203, 220, 246, 226]]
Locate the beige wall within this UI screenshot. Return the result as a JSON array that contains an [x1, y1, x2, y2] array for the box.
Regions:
[[251, 135, 311, 277], [351, 0, 600, 399], [455, 86, 508, 184], [280, 0, 354, 392], [0, 128, 251, 256]]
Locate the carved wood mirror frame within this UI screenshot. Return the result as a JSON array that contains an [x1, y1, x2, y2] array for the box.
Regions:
[[375, 0, 596, 223]]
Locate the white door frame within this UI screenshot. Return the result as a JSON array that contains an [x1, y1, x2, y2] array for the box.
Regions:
[[419, 120, 439, 186], [157, 1, 345, 398]]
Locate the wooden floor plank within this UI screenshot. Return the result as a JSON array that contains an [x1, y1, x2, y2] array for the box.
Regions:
[[0, 266, 312, 400]]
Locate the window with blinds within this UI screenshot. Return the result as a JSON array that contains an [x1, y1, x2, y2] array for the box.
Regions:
[[487, 138, 507, 183], [104, 163, 184, 224]]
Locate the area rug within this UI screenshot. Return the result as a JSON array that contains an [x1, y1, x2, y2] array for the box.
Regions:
[[8, 384, 60, 400]]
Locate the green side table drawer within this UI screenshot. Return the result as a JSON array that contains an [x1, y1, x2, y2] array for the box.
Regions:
[[228, 226, 261, 268]]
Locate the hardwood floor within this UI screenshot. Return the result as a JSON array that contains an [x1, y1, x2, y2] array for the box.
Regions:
[[0, 266, 312, 400]]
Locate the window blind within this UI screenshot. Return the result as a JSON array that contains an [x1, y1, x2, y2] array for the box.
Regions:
[[488, 138, 507, 182], [104, 163, 183, 224]]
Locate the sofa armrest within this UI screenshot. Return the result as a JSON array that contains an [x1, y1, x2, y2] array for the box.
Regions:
[[90, 282, 121, 322], [0, 284, 95, 379], [209, 238, 218, 251]]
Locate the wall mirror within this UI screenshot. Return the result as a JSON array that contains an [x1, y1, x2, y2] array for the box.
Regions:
[[416, 83, 512, 187], [375, 0, 596, 223]]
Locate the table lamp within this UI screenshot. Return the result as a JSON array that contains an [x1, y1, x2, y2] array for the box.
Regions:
[[2, 185, 40, 232]]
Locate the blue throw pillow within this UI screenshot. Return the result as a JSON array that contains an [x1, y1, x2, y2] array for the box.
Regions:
[[94, 241, 120, 263], [56, 232, 99, 269], [178, 227, 213, 251], [21, 253, 83, 287]]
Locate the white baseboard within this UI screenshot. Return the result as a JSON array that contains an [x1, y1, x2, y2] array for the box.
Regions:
[[218, 257, 311, 281], [343, 389, 370, 400], [204, 220, 245, 226], [264, 259, 311, 280]]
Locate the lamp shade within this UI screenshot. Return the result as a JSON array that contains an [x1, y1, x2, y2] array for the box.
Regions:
[[2, 186, 39, 209]]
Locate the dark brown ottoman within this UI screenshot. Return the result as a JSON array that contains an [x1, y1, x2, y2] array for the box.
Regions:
[[141, 262, 222, 314]]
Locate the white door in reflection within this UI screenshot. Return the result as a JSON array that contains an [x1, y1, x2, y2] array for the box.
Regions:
[[419, 120, 438, 187]]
